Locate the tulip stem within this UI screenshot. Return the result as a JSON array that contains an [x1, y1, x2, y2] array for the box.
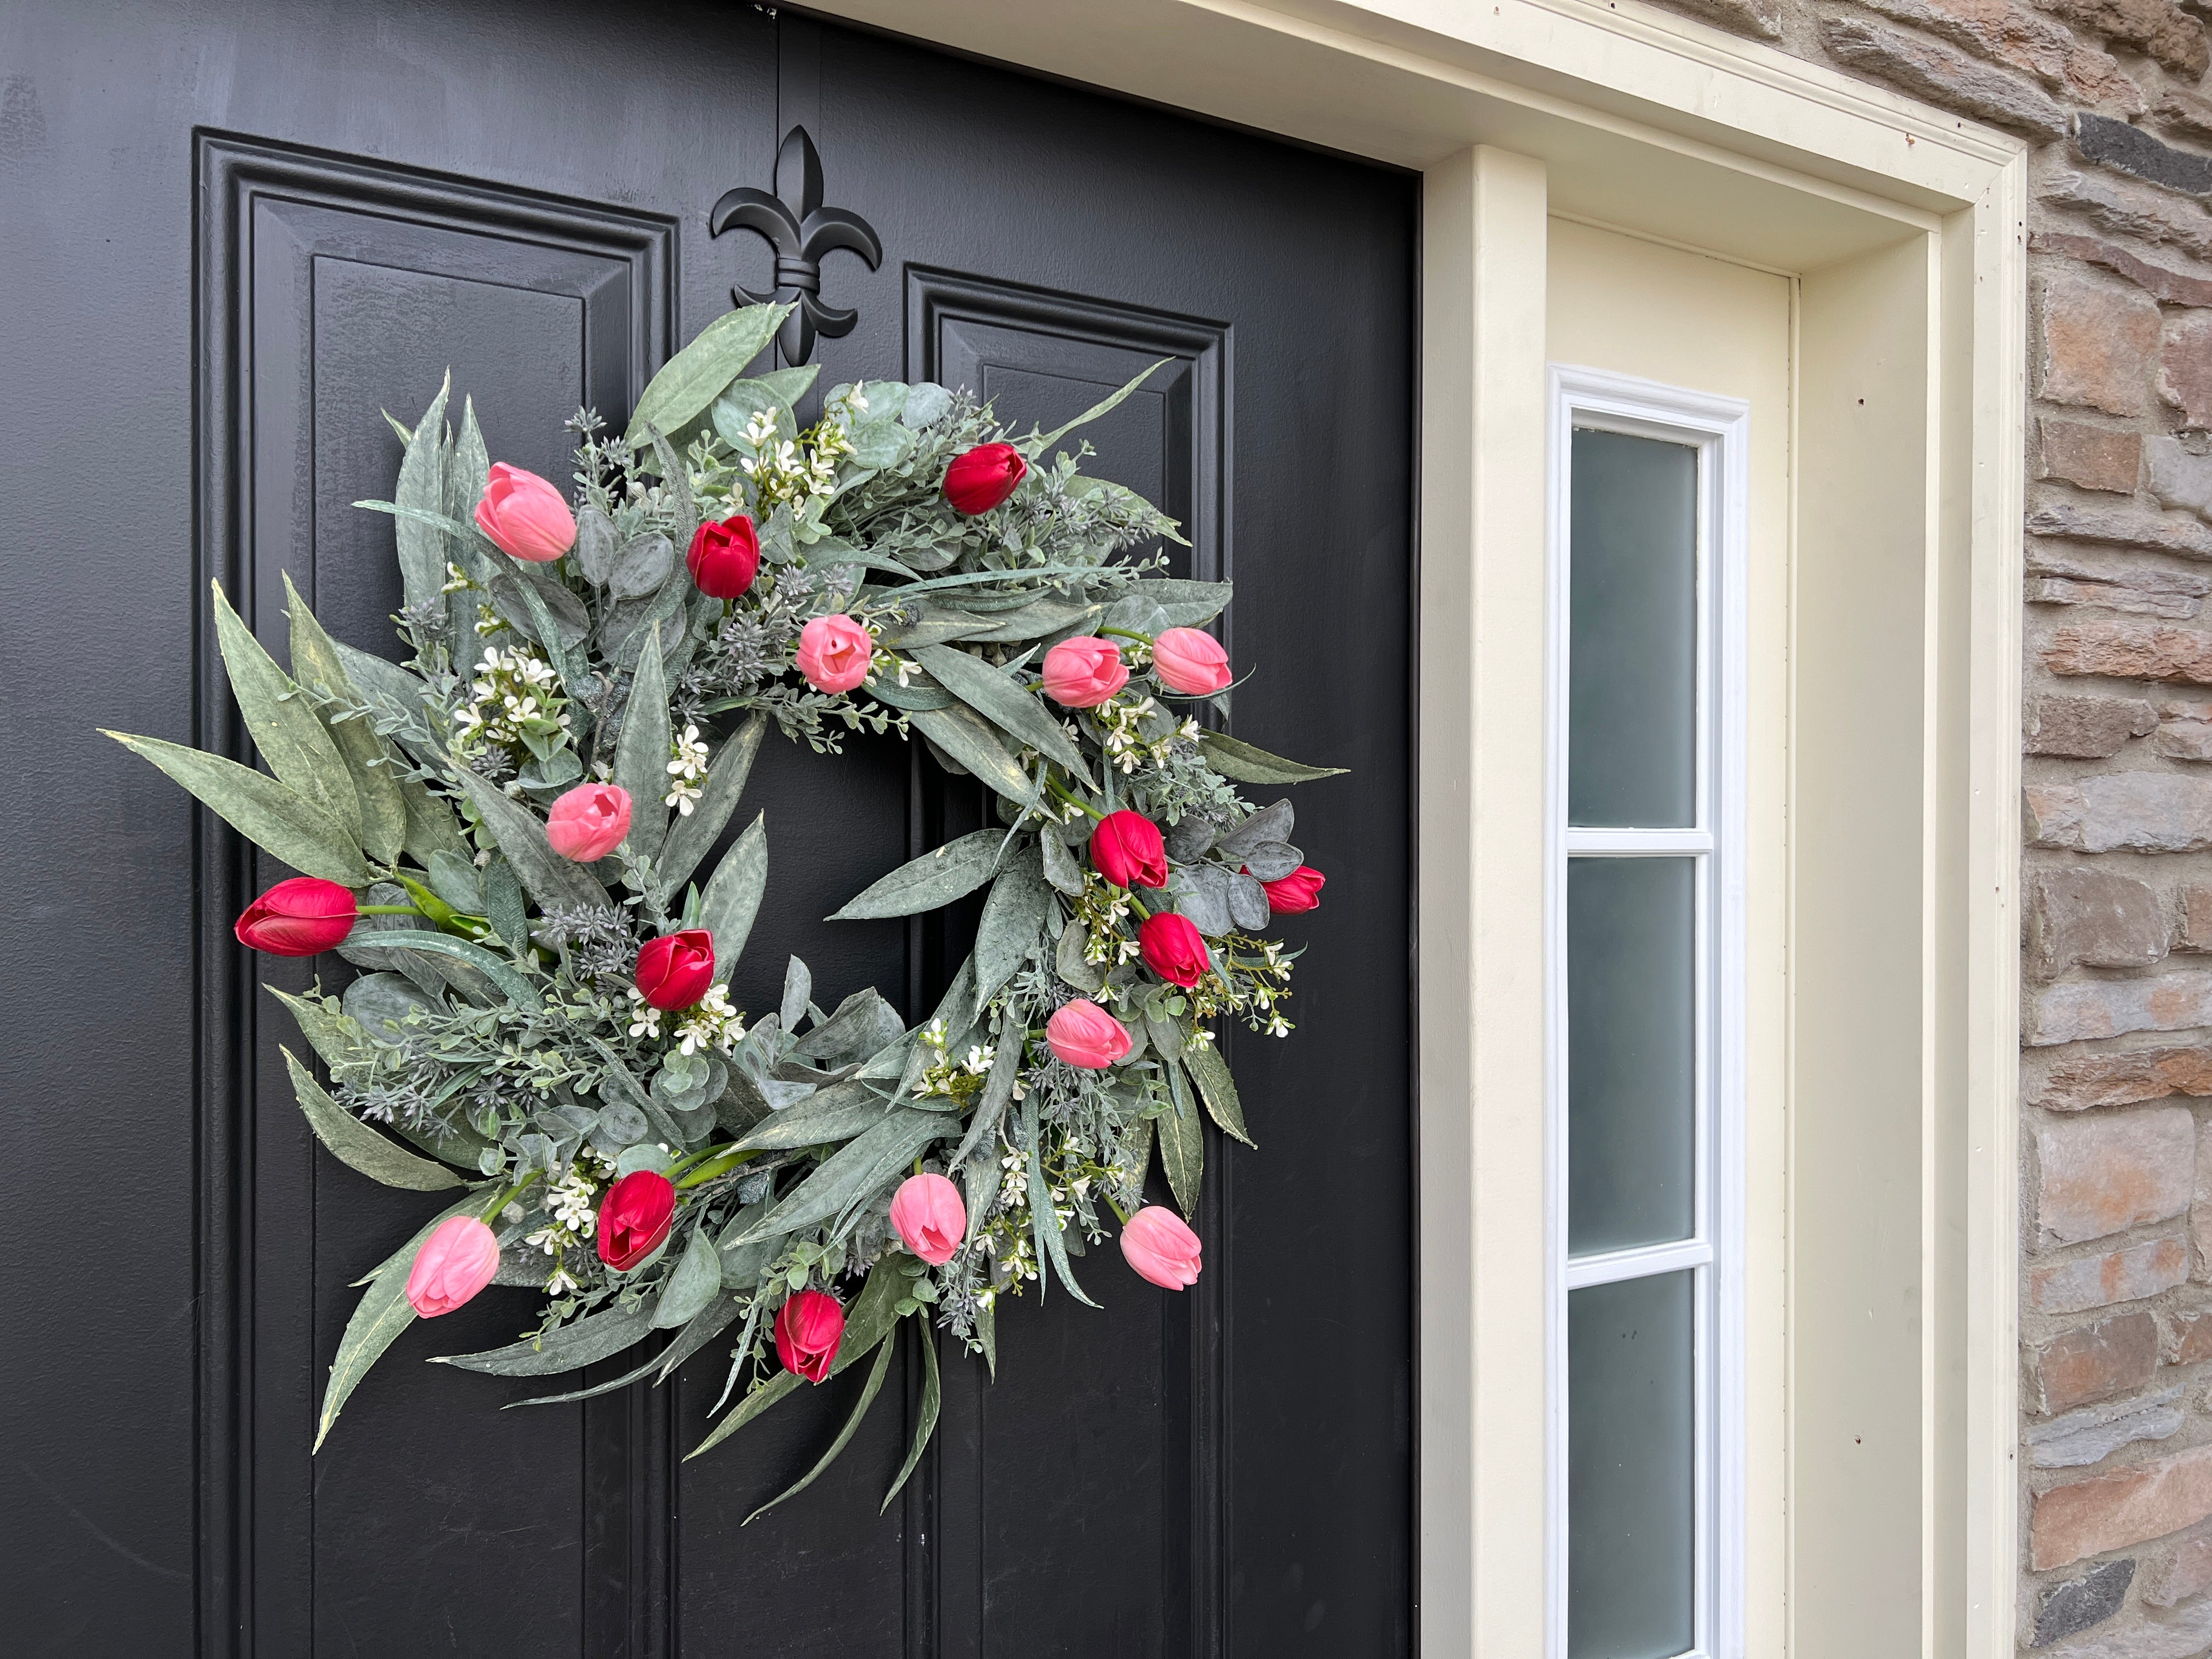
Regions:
[[1098, 627, 1154, 645], [674, 1145, 760, 1189], [486, 1167, 544, 1218], [1045, 777, 1103, 820], [357, 904, 426, 917]]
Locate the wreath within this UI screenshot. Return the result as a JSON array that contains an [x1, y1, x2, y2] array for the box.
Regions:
[[108, 302, 1340, 1518]]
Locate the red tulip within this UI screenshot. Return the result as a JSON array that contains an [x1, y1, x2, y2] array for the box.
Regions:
[[775, 1288, 846, 1382], [596, 1170, 677, 1271], [635, 929, 714, 1010], [234, 876, 357, 957], [405, 1215, 501, 1316], [1090, 810, 1167, 889], [686, 514, 761, 600], [942, 442, 1026, 515], [1257, 865, 1325, 915], [1139, 911, 1210, 988]]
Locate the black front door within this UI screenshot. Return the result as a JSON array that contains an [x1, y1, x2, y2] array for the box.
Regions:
[[1, 5, 1415, 1655]]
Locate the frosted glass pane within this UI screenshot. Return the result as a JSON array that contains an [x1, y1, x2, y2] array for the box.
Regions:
[[1568, 857, 1695, 1255], [1570, 1272, 1695, 1659], [1569, 428, 1697, 827]]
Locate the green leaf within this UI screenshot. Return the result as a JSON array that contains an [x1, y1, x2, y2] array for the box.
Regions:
[[445, 396, 490, 551], [283, 574, 407, 865], [1159, 1058, 1205, 1219], [958, 594, 1101, 645], [882, 1315, 942, 1513], [105, 730, 370, 887], [211, 580, 362, 843], [1182, 1039, 1255, 1148], [909, 704, 1034, 802], [317, 1186, 501, 1450], [342, 929, 542, 1010], [399, 775, 471, 867], [1054, 917, 1104, 993], [282, 1046, 462, 1191], [1040, 829, 1085, 896], [827, 828, 1006, 921], [656, 713, 765, 899], [1025, 1093, 1099, 1307], [951, 1013, 1025, 1239], [975, 1296, 997, 1380], [269, 986, 364, 1073], [1194, 731, 1347, 785], [711, 365, 822, 445], [745, 1324, 896, 1524], [393, 373, 451, 617], [698, 811, 768, 984], [614, 623, 673, 862], [733, 1078, 895, 1152], [436, 1300, 658, 1376], [913, 644, 1089, 780], [974, 844, 1051, 1006], [727, 1109, 951, 1246], [687, 1368, 805, 1462], [652, 1228, 724, 1330], [510, 1290, 746, 1407], [1130, 579, 1234, 629], [1033, 358, 1171, 452], [627, 304, 789, 450], [452, 770, 612, 917]]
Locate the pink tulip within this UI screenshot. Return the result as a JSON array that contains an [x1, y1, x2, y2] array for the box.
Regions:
[[1120, 1205, 1203, 1290], [1045, 998, 1133, 1069], [1041, 636, 1128, 708], [544, 783, 631, 862], [404, 1214, 502, 1317], [795, 613, 873, 693], [1151, 627, 1232, 695], [889, 1172, 967, 1266], [473, 462, 576, 563]]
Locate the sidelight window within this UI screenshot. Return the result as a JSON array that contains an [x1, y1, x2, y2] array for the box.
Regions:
[[1545, 368, 1748, 1659]]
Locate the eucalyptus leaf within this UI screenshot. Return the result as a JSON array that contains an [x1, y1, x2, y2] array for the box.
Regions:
[[392, 372, 450, 617], [600, 579, 690, 670], [1040, 829, 1085, 896], [711, 365, 821, 444], [1164, 814, 1218, 862], [698, 812, 768, 983], [914, 644, 1088, 780], [901, 382, 952, 428], [657, 713, 766, 898], [1172, 865, 1234, 939], [613, 624, 673, 861], [1215, 799, 1294, 860], [283, 1047, 464, 1190], [627, 303, 788, 450], [1159, 1059, 1205, 1218], [1054, 917, 1104, 992], [1227, 872, 1271, 932], [284, 574, 407, 865], [425, 849, 485, 916], [1183, 1039, 1255, 1148], [1238, 842, 1302, 883], [827, 828, 1005, 921], [104, 730, 370, 887], [1195, 731, 1347, 786], [574, 505, 619, 585], [607, 533, 676, 601], [652, 1228, 724, 1329], [340, 970, 441, 1039], [435, 1300, 658, 1377]]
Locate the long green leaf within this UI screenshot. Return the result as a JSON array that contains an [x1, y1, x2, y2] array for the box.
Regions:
[[394, 373, 451, 617], [342, 929, 542, 1010], [627, 304, 789, 450], [734, 1077, 896, 1152], [316, 1186, 500, 1450], [1159, 1059, 1204, 1219], [283, 574, 407, 865], [909, 704, 1034, 802], [746, 1325, 896, 1524], [269, 986, 363, 1074], [827, 828, 1005, 921], [953, 1014, 1025, 1242], [509, 1291, 744, 1408], [699, 812, 769, 984], [913, 644, 1088, 779], [283, 1047, 462, 1191], [727, 1110, 950, 1246], [105, 730, 369, 886], [1181, 1039, 1255, 1149], [1195, 730, 1347, 785], [652, 1228, 723, 1329], [881, 1316, 942, 1513], [1132, 579, 1234, 629], [613, 623, 673, 863], [689, 1369, 805, 1461], [435, 1300, 658, 1376], [658, 712, 766, 898], [1025, 1093, 1099, 1308], [212, 580, 362, 845], [399, 775, 471, 866], [974, 845, 1052, 1007], [1032, 359, 1170, 450], [453, 770, 612, 917]]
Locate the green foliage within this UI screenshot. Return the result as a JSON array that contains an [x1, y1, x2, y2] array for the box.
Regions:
[[104, 729, 369, 887], [698, 811, 769, 981], [436, 1300, 658, 1376], [827, 828, 1005, 920], [626, 304, 790, 451], [283, 1047, 465, 1191], [613, 622, 674, 861], [1193, 730, 1347, 785]]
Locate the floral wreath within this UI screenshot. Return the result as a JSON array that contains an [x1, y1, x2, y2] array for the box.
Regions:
[[109, 302, 1339, 1519]]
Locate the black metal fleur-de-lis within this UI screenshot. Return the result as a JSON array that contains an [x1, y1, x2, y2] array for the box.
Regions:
[[710, 126, 882, 367]]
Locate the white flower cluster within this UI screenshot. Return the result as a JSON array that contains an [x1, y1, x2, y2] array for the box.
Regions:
[[674, 983, 746, 1056], [450, 645, 568, 759], [736, 405, 851, 509], [625, 988, 662, 1040], [665, 724, 710, 815], [1093, 694, 1201, 777], [524, 1155, 612, 1295]]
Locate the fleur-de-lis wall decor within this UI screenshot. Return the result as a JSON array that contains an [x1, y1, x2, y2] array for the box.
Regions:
[[710, 126, 882, 367]]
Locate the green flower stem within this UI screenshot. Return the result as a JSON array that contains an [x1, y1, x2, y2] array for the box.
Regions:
[[487, 1167, 545, 1217], [674, 1145, 760, 1189], [1098, 627, 1155, 645], [1045, 777, 1103, 820], [356, 904, 426, 917], [1128, 894, 1153, 921]]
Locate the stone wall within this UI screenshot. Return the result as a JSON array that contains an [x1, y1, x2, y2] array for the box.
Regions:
[[1629, 0, 2212, 1644]]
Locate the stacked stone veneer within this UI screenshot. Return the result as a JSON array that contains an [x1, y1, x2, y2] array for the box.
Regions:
[[1630, 0, 2212, 1645]]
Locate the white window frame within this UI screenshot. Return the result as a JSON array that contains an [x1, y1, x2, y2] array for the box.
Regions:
[[1544, 365, 1750, 1659]]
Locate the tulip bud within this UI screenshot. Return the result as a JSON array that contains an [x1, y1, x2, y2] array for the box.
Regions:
[[1138, 912, 1210, 988], [889, 1172, 967, 1266], [234, 876, 358, 957], [1258, 865, 1326, 915], [1119, 1205, 1203, 1290], [596, 1170, 677, 1271], [795, 613, 873, 693], [405, 1214, 503, 1316], [686, 514, 761, 600], [1090, 810, 1168, 890], [942, 442, 1026, 515], [1040, 636, 1128, 708], [635, 929, 715, 1011], [1045, 998, 1134, 1069], [473, 462, 577, 562], [775, 1288, 847, 1382], [545, 783, 632, 862], [1150, 627, 1233, 696]]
